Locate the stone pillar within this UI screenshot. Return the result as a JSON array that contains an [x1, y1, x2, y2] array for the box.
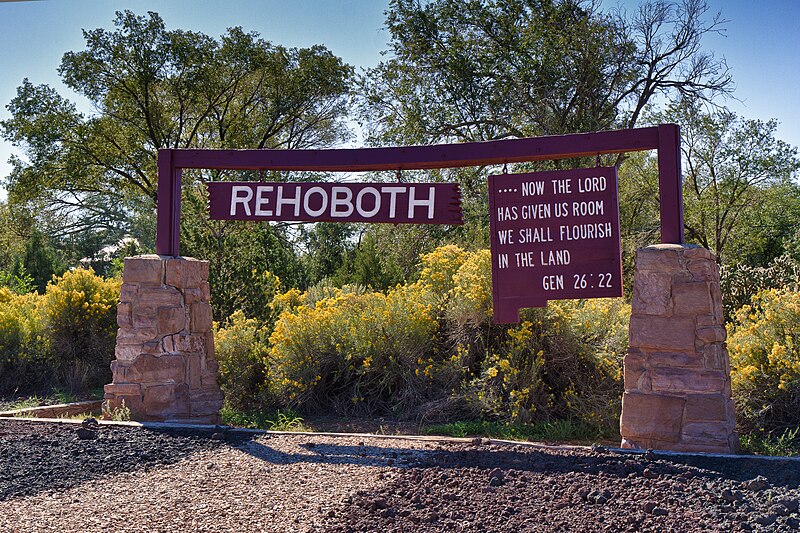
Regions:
[[104, 255, 224, 423], [620, 244, 739, 454]]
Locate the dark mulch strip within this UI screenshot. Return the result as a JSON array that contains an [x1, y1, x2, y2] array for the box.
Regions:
[[0, 419, 243, 501]]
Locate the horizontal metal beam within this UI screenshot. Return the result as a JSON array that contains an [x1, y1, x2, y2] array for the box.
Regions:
[[171, 127, 661, 172]]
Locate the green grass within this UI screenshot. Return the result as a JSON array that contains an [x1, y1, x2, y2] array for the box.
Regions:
[[420, 418, 613, 444], [740, 427, 799, 457], [220, 406, 310, 432]]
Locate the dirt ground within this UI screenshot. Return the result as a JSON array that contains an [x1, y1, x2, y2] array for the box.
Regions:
[[1, 419, 799, 532]]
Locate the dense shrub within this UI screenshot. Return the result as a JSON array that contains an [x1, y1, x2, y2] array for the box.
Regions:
[[40, 269, 120, 390], [259, 245, 630, 431], [0, 289, 49, 393], [728, 288, 800, 434], [214, 310, 272, 411], [268, 284, 442, 416], [0, 269, 119, 394]]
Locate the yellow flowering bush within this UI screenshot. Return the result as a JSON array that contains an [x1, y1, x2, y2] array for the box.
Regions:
[[0, 290, 49, 392], [40, 268, 121, 389], [418, 244, 469, 302], [268, 283, 440, 416], [728, 288, 800, 433], [446, 249, 493, 327], [465, 298, 628, 431], [215, 310, 272, 411]]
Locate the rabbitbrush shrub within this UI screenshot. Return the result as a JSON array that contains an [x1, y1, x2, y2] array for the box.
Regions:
[[0, 288, 50, 393], [728, 288, 800, 434], [40, 268, 120, 390], [268, 283, 442, 416]]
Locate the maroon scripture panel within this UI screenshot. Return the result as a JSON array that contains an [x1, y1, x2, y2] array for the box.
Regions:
[[207, 182, 463, 225], [489, 167, 623, 323]]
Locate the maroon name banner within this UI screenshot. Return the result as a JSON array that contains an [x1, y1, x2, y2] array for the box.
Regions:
[[488, 167, 623, 323], [207, 182, 463, 225]]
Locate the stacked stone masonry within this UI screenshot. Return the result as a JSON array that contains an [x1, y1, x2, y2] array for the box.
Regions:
[[620, 244, 739, 453], [104, 255, 224, 423]]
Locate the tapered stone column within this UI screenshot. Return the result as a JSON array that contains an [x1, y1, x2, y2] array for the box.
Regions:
[[103, 255, 224, 423], [620, 244, 739, 453]]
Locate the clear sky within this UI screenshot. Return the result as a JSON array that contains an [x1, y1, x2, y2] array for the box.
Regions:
[[1, 0, 799, 199]]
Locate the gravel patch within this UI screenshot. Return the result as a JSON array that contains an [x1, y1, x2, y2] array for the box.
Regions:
[[1, 419, 799, 532]]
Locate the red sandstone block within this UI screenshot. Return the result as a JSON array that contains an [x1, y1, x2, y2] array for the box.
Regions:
[[123, 256, 164, 284], [636, 245, 685, 273], [684, 394, 728, 422], [620, 392, 685, 443], [157, 306, 186, 335], [183, 288, 203, 304], [132, 305, 157, 328], [682, 245, 714, 261], [119, 283, 138, 303], [165, 258, 208, 289], [126, 354, 186, 384], [681, 421, 733, 443], [672, 282, 712, 316], [697, 326, 726, 344], [647, 350, 704, 369], [649, 367, 726, 394], [623, 349, 647, 390], [631, 271, 672, 316], [114, 343, 142, 361], [186, 354, 202, 389], [104, 382, 142, 396], [143, 384, 189, 419], [686, 259, 718, 281], [190, 302, 213, 333], [175, 333, 205, 353], [116, 327, 159, 346], [117, 303, 132, 328], [629, 316, 696, 351], [140, 286, 182, 307], [204, 331, 216, 361], [199, 281, 211, 302], [702, 344, 728, 370]]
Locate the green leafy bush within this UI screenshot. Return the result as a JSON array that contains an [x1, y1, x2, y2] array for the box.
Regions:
[[728, 288, 800, 434], [720, 254, 800, 320], [214, 310, 272, 411]]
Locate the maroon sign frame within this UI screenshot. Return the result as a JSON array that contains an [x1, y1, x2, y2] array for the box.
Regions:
[[206, 181, 463, 224], [156, 124, 683, 257], [488, 167, 623, 323]]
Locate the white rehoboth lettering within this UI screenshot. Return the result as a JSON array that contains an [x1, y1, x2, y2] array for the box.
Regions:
[[356, 187, 381, 217], [254, 185, 274, 216], [330, 186, 354, 217], [276, 186, 301, 217], [381, 186, 405, 218], [408, 186, 435, 219], [304, 186, 328, 217], [230, 186, 254, 216], [227, 184, 438, 220]]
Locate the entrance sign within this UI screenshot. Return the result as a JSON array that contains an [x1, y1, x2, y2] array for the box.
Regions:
[[157, 124, 683, 256], [207, 182, 463, 224], [488, 167, 622, 323]]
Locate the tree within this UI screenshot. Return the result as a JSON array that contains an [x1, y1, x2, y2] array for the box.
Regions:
[[650, 102, 800, 265], [359, 0, 731, 145], [1, 10, 353, 255]]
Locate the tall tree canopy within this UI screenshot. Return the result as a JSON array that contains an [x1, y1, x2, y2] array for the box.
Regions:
[[360, 0, 731, 145], [1, 10, 353, 245]]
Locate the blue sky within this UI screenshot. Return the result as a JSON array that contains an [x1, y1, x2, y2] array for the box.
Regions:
[[1, 0, 798, 198]]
